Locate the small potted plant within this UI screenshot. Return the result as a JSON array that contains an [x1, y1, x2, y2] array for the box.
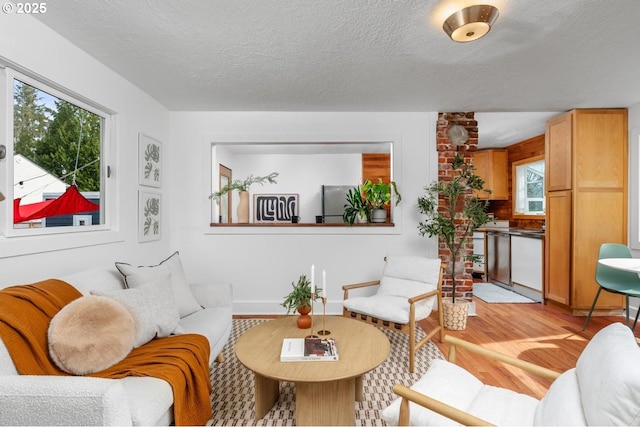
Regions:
[[282, 274, 322, 329], [342, 185, 369, 225], [362, 178, 402, 223], [209, 172, 278, 223]]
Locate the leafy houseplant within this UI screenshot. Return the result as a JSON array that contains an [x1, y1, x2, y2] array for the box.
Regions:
[[362, 178, 402, 223], [342, 186, 369, 225], [417, 152, 490, 307], [209, 172, 279, 200], [281, 274, 322, 314], [209, 172, 278, 223]]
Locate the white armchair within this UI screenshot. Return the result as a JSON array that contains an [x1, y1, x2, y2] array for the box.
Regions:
[[342, 255, 444, 373], [382, 322, 640, 426]]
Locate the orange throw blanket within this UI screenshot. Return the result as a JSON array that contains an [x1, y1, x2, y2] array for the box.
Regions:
[[0, 279, 213, 426]]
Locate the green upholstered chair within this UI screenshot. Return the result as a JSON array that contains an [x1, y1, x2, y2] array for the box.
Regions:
[[583, 243, 640, 331]]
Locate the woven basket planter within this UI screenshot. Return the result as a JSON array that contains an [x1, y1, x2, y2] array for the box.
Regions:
[[442, 298, 469, 330]]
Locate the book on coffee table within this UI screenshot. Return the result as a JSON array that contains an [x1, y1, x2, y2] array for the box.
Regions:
[[280, 337, 339, 362]]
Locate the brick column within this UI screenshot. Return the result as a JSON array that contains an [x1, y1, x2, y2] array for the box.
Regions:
[[436, 112, 478, 300]]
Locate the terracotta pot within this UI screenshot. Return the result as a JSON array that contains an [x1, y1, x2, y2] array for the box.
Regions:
[[237, 191, 250, 223], [296, 305, 312, 329], [442, 298, 469, 330]]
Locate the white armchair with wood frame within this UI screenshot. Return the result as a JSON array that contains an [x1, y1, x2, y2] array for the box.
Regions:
[[342, 255, 445, 373], [382, 322, 640, 426]]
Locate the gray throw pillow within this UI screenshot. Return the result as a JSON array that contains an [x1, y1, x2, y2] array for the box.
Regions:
[[93, 272, 184, 347], [115, 251, 202, 317]]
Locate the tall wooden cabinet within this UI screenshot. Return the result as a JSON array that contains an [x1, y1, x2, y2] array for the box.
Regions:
[[474, 149, 508, 200], [544, 109, 628, 315]]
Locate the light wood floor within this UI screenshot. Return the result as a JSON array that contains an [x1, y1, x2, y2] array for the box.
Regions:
[[237, 297, 636, 400], [419, 297, 638, 399]]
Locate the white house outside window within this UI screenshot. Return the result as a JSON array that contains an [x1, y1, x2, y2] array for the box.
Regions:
[[3, 67, 111, 236]]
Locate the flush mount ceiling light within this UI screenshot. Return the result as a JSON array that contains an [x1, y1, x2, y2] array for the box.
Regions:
[[443, 4, 499, 43]]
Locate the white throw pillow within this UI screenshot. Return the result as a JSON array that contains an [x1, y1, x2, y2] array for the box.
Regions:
[[575, 322, 640, 426], [115, 251, 202, 317], [93, 273, 183, 348], [377, 256, 441, 299], [534, 368, 587, 425]]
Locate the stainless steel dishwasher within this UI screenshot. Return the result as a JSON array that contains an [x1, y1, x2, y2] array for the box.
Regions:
[[486, 230, 511, 289]]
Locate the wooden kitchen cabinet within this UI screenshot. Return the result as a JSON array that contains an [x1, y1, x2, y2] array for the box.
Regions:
[[545, 190, 571, 305], [545, 114, 572, 192], [544, 109, 627, 315], [473, 149, 508, 200]]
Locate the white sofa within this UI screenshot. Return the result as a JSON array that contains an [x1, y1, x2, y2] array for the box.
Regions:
[[0, 267, 233, 426]]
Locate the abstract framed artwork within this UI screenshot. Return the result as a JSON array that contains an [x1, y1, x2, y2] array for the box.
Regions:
[[138, 190, 161, 242], [138, 133, 162, 188], [253, 193, 299, 223]]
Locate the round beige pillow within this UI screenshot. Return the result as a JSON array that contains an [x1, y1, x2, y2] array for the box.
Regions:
[[48, 295, 136, 375]]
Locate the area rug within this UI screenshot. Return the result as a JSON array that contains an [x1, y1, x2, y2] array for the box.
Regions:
[[473, 282, 536, 303], [208, 318, 445, 426]]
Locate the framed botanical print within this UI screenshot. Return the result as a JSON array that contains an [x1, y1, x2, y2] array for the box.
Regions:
[[139, 190, 161, 242], [139, 133, 162, 187]]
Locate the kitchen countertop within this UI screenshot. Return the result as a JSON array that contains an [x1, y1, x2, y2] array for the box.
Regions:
[[477, 227, 545, 239]]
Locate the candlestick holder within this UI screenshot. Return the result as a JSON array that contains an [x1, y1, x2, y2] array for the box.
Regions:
[[305, 293, 319, 339], [317, 297, 331, 336]]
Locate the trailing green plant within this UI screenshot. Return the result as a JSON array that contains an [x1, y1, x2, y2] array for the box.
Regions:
[[342, 185, 369, 225], [209, 172, 279, 202], [281, 274, 322, 314], [417, 153, 490, 303], [362, 178, 402, 209]]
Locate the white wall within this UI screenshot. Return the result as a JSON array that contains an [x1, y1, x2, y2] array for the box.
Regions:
[[169, 112, 439, 314], [0, 13, 171, 287], [626, 102, 640, 318], [213, 151, 360, 222], [628, 102, 640, 255]]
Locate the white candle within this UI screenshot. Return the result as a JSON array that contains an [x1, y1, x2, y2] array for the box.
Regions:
[[322, 269, 326, 296], [311, 264, 315, 294]]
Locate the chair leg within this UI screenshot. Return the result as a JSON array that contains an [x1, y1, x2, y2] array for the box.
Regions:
[[583, 287, 603, 330], [633, 306, 640, 331], [409, 321, 416, 373], [626, 295, 631, 327]]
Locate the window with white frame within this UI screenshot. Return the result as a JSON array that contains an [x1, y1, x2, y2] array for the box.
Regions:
[[4, 68, 111, 235], [513, 157, 545, 217]]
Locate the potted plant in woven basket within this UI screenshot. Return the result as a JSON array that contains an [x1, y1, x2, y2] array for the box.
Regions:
[[417, 152, 490, 330], [281, 275, 322, 329]]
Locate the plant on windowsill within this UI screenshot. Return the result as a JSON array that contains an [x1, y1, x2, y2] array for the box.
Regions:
[[342, 185, 369, 225], [281, 274, 322, 329], [362, 178, 402, 223], [417, 152, 490, 330], [209, 172, 278, 223]]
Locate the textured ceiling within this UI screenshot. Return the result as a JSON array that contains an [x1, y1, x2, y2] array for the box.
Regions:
[[32, 0, 640, 147]]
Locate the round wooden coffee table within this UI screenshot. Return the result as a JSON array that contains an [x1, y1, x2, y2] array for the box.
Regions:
[[235, 315, 390, 426]]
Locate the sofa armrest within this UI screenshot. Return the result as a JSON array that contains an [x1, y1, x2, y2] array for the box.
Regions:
[[0, 375, 132, 426], [189, 282, 233, 309]]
